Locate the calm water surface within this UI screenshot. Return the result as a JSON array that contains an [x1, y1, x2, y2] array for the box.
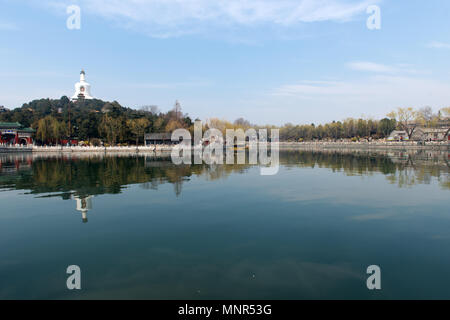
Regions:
[[0, 149, 449, 299]]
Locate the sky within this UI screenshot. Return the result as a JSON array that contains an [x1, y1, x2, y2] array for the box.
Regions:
[[1, 0, 450, 125]]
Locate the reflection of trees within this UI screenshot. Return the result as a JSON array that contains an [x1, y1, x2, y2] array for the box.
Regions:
[[0, 149, 448, 198], [279, 149, 449, 189], [0, 154, 254, 197], [140, 159, 251, 195], [386, 167, 417, 188], [140, 163, 197, 197], [385, 151, 449, 189], [279, 150, 397, 176]]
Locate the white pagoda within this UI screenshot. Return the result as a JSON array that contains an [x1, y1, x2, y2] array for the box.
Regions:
[[71, 69, 94, 101]]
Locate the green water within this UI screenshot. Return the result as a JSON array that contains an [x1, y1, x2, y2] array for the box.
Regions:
[[0, 149, 449, 299]]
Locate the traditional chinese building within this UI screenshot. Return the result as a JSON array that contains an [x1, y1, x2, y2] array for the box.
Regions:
[[412, 127, 450, 141], [144, 133, 178, 145], [0, 122, 35, 145], [387, 130, 409, 141]]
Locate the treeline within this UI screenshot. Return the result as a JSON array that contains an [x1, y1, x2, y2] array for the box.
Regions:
[[206, 106, 449, 141], [278, 118, 396, 141], [0, 97, 192, 145], [275, 107, 449, 141], [1, 98, 449, 144], [206, 117, 397, 141]]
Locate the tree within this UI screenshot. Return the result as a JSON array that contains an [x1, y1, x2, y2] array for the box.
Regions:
[[207, 118, 233, 134], [139, 105, 159, 115], [172, 100, 182, 120], [387, 107, 417, 139], [356, 119, 368, 137], [152, 117, 165, 132], [343, 118, 356, 138], [36, 115, 66, 144], [99, 115, 122, 145], [416, 106, 434, 127], [234, 118, 251, 129], [78, 113, 100, 140], [165, 119, 185, 132], [127, 118, 150, 146], [441, 107, 450, 118], [60, 96, 70, 106], [36, 117, 52, 143], [378, 118, 396, 137], [439, 108, 450, 140]]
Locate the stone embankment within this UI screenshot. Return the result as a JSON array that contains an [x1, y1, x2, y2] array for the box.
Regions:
[[30, 145, 173, 153], [1, 141, 448, 153], [279, 141, 450, 150]]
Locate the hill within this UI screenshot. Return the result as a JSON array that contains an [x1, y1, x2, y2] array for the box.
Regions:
[[0, 97, 192, 145]]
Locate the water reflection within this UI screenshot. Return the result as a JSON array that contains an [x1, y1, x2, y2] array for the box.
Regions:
[[0, 150, 448, 223], [74, 195, 93, 223], [0, 149, 448, 198], [281, 149, 450, 189]]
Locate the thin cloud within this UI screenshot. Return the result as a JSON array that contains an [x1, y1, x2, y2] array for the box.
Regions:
[[0, 22, 18, 31], [347, 61, 426, 75], [271, 75, 450, 110], [347, 61, 395, 73], [427, 41, 450, 49], [124, 80, 212, 89]]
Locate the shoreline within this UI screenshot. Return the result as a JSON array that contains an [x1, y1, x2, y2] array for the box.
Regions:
[[0, 141, 449, 153], [278, 141, 450, 151]]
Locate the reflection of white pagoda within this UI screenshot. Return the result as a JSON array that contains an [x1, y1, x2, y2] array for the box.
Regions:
[[71, 70, 94, 101], [73, 195, 93, 223]]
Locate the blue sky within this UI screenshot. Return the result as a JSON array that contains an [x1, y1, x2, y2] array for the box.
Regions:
[[1, 0, 450, 125]]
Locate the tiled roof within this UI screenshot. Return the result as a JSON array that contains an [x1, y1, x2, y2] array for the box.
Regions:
[[0, 122, 35, 132], [144, 133, 173, 140], [19, 127, 36, 133], [0, 122, 21, 128]]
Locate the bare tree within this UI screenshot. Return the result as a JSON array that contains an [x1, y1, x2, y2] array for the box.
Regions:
[[441, 107, 450, 118], [173, 100, 182, 120], [418, 106, 433, 121], [233, 117, 251, 128], [387, 107, 417, 139], [139, 105, 160, 115], [150, 105, 159, 115]]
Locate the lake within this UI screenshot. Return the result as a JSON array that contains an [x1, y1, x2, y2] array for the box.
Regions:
[[0, 149, 449, 299]]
